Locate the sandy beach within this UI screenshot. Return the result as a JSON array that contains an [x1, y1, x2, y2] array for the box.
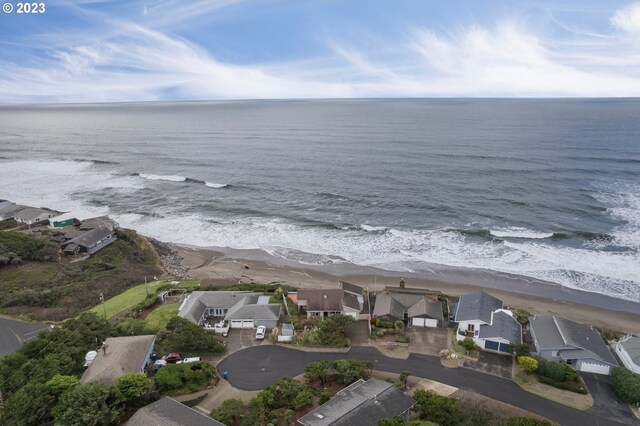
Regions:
[[173, 244, 640, 334]]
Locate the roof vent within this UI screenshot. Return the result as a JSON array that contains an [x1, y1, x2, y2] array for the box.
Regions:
[[314, 414, 324, 419], [323, 294, 328, 299]]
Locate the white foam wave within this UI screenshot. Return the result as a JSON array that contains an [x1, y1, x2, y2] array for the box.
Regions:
[[361, 224, 387, 232], [139, 173, 186, 182], [205, 182, 228, 188], [592, 183, 640, 248], [490, 228, 554, 239]]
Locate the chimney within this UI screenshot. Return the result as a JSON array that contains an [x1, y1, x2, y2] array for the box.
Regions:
[[399, 277, 405, 288]]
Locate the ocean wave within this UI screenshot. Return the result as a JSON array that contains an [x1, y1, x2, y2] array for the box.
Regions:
[[490, 228, 554, 239], [360, 224, 387, 232], [138, 173, 187, 182], [205, 182, 228, 188], [71, 158, 119, 165]]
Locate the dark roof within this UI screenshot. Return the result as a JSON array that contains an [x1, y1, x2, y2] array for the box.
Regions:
[[342, 293, 361, 311], [64, 229, 85, 240], [80, 216, 115, 230], [125, 397, 224, 426], [619, 336, 640, 366], [407, 298, 444, 322], [454, 291, 502, 324], [554, 316, 618, 366], [384, 286, 443, 296], [81, 335, 156, 385], [530, 316, 568, 349], [372, 294, 405, 319], [373, 293, 443, 322], [64, 227, 114, 248], [297, 289, 344, 311], [298, 378, 415, 426], [339, 280, 363, 295], [178, 292, 280, 323], [479, 311, 522, 343]]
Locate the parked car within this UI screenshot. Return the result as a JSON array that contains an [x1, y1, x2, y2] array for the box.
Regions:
[[164, 352, 182, 363], [255, 325, 266, 340], [177, 357, 201, 364], [150, 359, 167, 373]]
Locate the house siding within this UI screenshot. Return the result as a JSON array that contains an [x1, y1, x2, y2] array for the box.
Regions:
[[254, 319, 278, 329]]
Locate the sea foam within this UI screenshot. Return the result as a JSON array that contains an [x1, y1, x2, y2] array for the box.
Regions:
[[138, 173, 187, 182], [490, 228, 554, 239]]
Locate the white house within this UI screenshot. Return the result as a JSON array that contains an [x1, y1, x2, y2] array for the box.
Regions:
[[614, 336, 640, 374], [452, 291, 522, 353], [14, 207, 59, 225]]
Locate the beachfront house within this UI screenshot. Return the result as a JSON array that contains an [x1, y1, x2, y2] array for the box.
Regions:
[[373, 287, 444, 328], [530, 315, 618, 375], [452, 291, 522, 353], [0, 202, 27, 221], [48, 212, 82, 229], [125, 397, 225, 426], [62, 227, 117, 255], [297, 378, 416, 426], [14, 207, 60, 225], [81, 335, 156, 385], [615, 336, 640, 374], [80, 215, 118, 231], [178, 291, 281, 329], [295, 288, 363, 320]]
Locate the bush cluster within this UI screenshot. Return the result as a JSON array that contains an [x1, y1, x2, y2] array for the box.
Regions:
[[155, 362, 216, 394], [157, 316, 226, 354], [304, 359, 372, 387], [610, 367, 640, 405]]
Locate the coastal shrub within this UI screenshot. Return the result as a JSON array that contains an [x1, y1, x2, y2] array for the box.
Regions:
[[461, 337, 478, 352], [376, 328, 386, 337], [246, 377, 314, 424], [304, 359, 372, 387], [537, 359, 566, 382], [413, 390, 465, 426], [538, 376, 587, 394], [299, 314, 354, 347], [116, 373, 153, 401], [611, 367, 640, 405], [518, 356, 539, 373], [155, 362, 216, 394], [157, 316, 225, 354], [511, 343, 531, 357], [51, 383, 123, 426], [0, 231, 58, 263], [211, 398, 245, 425], [394, 320, 404, 331], [396, 335, 409, 344], [319, 390, 332, 404]]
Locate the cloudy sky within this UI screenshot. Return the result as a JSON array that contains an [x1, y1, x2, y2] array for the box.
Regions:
[[1, 0, 640, 103]]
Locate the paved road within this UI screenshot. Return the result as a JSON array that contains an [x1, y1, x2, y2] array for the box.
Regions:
[[218, 345, 634, 426], [582, 373, 636, 425], [0, 317, 49, 357]]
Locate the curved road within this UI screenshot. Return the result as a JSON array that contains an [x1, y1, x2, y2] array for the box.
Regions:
[[218, 345, 634, 426]]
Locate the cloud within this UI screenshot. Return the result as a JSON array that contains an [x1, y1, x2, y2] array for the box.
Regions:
[[2, 2, 640, 102], [611, 2, 640, 35]]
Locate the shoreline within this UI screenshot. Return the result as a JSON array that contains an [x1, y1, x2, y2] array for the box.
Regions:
[[170, 243, 640, 334]]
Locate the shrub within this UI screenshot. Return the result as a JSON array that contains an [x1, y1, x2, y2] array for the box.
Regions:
[[461, 337, 477, 352], [320, 390, 332, 404], [511, 343, 531, 357], [155, 362, 216, 394], [158, 317, 225, 354], [396, 335, 408, 344], [211, 398, 244, 425], [518, 356, 538, 373], [116, 373, 153, 401], [537, 359, 566, 382], [506, 417, 552, 426], [376, 329, 386, 337], [611, 367, 640, 405], [413, 390, 465, 426], [537, 376, 587, 394]]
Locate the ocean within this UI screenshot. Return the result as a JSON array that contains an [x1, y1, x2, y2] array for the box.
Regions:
[[0, 99, 639, 303]]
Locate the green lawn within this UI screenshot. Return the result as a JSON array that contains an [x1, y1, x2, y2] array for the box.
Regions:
[[145, 303, 180, 331], [88, 279, 199, 319]]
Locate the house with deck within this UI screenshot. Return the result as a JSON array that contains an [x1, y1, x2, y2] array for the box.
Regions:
[[373, 292, 444, 328], [81, 335, 156, 385], [179, 291, 281, 329], [530, 315, 618, 375], [62, 227, 117, 255], [452, 291, 522, 353], [14, 207, 60, 225], [295, 287, 363, 320]]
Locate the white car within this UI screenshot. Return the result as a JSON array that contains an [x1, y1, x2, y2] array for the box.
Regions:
[[177, 357, 201, 364], [255, 325, 266, 340]]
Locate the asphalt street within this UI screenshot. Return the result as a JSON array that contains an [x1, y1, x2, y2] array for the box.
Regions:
[[0, 317, 49, 357], [218, 345, 636, 426]]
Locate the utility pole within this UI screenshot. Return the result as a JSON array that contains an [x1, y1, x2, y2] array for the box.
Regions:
[[100, 292, 107, 320], [144, 276, 149, 297]]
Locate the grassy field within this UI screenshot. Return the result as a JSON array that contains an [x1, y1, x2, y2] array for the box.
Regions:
[[145, 303, 180, 331], [88, 279, 199, 319]]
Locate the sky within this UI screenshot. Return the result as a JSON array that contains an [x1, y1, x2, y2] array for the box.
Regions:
[[1, 0, 640, 103]]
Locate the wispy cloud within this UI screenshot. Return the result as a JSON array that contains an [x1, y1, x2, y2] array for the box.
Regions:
[[1, 1, 640, 102]]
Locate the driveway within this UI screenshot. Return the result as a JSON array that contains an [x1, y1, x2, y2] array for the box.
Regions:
[[217, 345, 633, 426], [407, 326, 448, 356], [349, 320, 370, 346], [462, 351, 513, 379], [582, 373, 635, 425], [220, 328, 271, 354], [0, 317, 49, 357]]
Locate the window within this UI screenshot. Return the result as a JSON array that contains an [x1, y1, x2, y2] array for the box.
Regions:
[[467, 324, 475, 332]]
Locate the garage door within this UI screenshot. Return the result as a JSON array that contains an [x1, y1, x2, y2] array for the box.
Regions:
[[345, 311, 358, 319], [230, 320, 254, 329], [578, 361, 610, 375], [498, 343, 511, 353], [485, 340, 500, 351], [412, 318, 438, 328]]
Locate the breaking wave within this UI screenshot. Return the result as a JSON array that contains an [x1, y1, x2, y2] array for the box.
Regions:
[[490, 228, 554, 239], [138, 173, 186, 182], [205, 182, 228, 188]]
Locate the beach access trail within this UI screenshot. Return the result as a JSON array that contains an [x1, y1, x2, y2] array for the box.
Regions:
[[218, 345, 636, 426]]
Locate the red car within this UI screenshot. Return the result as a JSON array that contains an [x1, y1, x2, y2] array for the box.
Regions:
[[164, 352, 182, 363]]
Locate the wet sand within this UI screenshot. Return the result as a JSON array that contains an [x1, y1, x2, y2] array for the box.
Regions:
[[173, 244, 640, 334]]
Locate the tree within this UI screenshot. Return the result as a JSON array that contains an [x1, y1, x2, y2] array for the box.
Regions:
[[505, 417, 552, 426], [211, 398, 244, 425], [399, 370, 412, 390], [378, 416, 405, 426], [414, 390, 465, 426], [155, 362, 216, 393], [304, 360, 334, 386], [518, 356, 538, 373], [3, 382, 54, 426], [116, 373, 153, 400], [461, 337, 477, 352], [52, 383, 123, 426], [610, 367, 640, 405], [159, 317, 226, 353], [45, 374, 80, 397]]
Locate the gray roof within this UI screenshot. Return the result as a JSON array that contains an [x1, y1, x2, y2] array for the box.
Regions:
[[14, 207, 58, 222], [178, 291, 280, 324], [81, 335, 156, 385], [619, 336, 640, 366], [339, 280, 363, 295], [125, 397, 224, 426], [298, 378, 415, 426], [64, 229, 85, 240], [80, 216, 115, 230], [479, 311, 522, 343], [297, 289, 344, 311], [374, 293, 443, 322], [531, 316, 618, 366], [454, 291, 503, 324], [225, 303, 281, 321], [342, 293, 361, 311], [64, 227, 114, 248], [281, 323, 295, 336]]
